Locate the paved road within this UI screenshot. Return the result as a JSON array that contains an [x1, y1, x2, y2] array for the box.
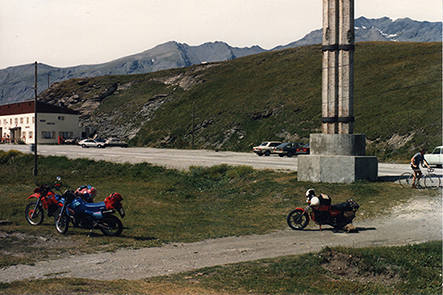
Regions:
[[1, 144, 441, 180]]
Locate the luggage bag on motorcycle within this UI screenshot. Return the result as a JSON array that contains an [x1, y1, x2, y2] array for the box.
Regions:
[[104, 192, 123, 210], [317, 194, 331, 211], [311, 194, 332, 224]]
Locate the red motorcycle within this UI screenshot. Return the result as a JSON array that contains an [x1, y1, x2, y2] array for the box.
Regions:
[[25, 177, 62, 225], [287, 189, 359, 231]]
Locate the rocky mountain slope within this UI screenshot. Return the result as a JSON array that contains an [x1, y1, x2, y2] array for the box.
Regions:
[[36, 42, 442, 160], [0, 17, 441, 104]]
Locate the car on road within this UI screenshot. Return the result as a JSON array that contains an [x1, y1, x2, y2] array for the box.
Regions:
[[63, 137, 79, 145], [296, 143, 310, 154], [78, 138, 107, 148], [105, 138, 128, 148], [252, 141, 282, 156], [274, 142, 303, 157], [424, 146, 442, 168]]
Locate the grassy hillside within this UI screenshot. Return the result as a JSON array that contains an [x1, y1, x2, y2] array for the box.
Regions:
[[40, 42, 442, 161]]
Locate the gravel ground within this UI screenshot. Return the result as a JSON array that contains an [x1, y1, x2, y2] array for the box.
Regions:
[[1, 194, 441, 283]]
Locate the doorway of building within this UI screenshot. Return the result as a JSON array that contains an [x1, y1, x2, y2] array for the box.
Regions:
[[9, 127, 22, 143]]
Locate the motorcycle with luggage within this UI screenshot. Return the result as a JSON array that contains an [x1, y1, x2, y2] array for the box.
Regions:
[[25, 177, 63, 225], [75, 184, 98, 203], [287, 189, 359, 231], [54, 185, 125, 236]]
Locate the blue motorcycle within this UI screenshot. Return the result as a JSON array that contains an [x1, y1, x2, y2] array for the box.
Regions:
[[54, 188, 125, 236]]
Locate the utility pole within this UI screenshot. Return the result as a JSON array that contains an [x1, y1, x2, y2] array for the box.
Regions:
[[191, 102, 195, 148], [33, 61, 38, 176]]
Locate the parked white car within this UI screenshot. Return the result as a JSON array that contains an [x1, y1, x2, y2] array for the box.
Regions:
[[78, 138, 107, 148], [424, 146, 442, 168], [252, 141, 282, 156]]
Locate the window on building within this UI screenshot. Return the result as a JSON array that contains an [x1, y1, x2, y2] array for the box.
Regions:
[[20, 117, 23, 124], [59, 131, 72, 139], [29, 131, 33, 138], [27, 117, 29, 124], [42, 131, 52, 139], [32, 117, 34, 124], [14, 118, 18, 124]]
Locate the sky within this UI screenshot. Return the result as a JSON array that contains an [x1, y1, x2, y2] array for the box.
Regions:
[[0, 0, 441, 69]]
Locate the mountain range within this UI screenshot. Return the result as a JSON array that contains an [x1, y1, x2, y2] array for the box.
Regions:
[[0, 16, 441, 105]]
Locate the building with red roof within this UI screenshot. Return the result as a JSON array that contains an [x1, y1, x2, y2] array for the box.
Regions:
[[0, 100, 80, 144]]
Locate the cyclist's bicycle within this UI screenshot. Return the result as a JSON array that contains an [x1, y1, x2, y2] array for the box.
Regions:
[[399, 167, 441, 189]]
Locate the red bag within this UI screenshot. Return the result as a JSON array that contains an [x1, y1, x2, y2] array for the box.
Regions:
[[104, 192, 123, 210]]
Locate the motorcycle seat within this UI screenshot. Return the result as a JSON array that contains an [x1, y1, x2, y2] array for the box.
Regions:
[[331, 202, 351, 212], [82, 201, 107, 211]]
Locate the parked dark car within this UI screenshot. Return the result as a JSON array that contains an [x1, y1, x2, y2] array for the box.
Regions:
[[274, 142, 303, 157], [105, 138, 128, 148], [296, 143, 310, 154]]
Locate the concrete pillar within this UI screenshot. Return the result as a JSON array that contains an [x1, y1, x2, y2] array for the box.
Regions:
[[298, 0, 378, 183], [322, 0, 339, 134], [321, 0, 354, 134], [338, 0, 354, 134]]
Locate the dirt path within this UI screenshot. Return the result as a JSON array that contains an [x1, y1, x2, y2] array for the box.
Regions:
[[1, 194, 441, 283]]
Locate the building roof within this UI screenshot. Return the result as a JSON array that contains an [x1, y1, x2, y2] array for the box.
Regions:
[[0, 100, 78, 116]]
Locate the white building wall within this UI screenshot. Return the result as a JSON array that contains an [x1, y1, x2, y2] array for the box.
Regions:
[[0, 112, 80, 144]]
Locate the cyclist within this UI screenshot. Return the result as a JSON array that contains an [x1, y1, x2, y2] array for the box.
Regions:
[[411, 148, 430, 188]]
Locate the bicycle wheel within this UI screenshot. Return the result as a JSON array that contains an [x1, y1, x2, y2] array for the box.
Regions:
[[399, 172, 414, 188], [424, 174, 441, 190]]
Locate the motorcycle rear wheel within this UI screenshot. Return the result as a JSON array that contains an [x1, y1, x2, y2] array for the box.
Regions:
[[287, 209, 309, 230], [99, 215, 123, 236], [54, 208, 69, 234], [25, 202, 44, 225]]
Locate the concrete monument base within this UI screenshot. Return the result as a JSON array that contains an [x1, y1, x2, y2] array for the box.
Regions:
[[298, 154, 378, 183], [297, 134, 378, 183]]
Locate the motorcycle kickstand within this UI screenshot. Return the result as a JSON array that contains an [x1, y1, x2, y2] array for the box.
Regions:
[[87, 222, 99, 237]]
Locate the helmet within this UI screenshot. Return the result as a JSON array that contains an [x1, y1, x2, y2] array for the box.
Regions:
[[310, 197, 320, 206], [306, 189, 315, 197], [88, 187, 97, 198]]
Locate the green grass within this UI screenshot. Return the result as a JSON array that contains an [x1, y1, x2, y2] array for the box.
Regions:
[[1, 241, 440, 294], [0, 151, 441, 294], [0, 150, 438, 260]]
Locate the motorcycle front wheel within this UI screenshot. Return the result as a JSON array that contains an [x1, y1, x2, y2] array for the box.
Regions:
[[287, 209, 309, 230], [54, 208, 69, 234], [99, 215, 123, 236], [25, 202, 44, 225]]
